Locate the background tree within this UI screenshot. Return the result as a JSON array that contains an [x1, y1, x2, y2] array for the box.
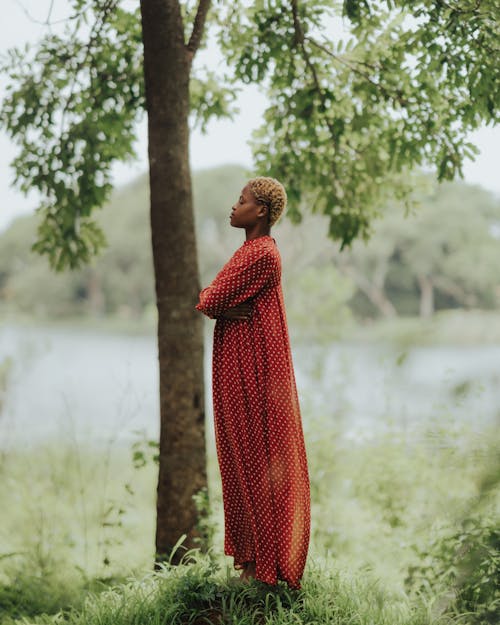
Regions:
[[335, 180, 500, 318], [395, 182, 500, 317], [0, 0, 498, 564], [3, 168, 497, 325]]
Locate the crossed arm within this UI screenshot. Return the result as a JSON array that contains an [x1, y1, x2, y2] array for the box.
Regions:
[[196, 250, 277, 321], [219, 300, 253, 320]]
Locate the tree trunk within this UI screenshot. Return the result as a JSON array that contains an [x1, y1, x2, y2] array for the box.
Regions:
[[417, 273, 434, 318], [86, 269, 105, 316], [140, 0, 207, 566], [432, 275, 476, 308], [340, 264, 398, 318]]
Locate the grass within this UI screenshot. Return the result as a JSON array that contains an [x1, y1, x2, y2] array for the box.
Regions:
[[0, 418, 498, 625], [0, 309, 156, 337], [3, 308, 500, 345], [344, 309, 500, 346], [0, 548, 437, 625]]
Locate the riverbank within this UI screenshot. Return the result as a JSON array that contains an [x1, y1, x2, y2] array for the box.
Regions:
[[343, 309, 500, 347], [1, 308, 500, 345]]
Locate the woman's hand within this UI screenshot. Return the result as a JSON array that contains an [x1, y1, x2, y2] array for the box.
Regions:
[[220, 301, 253, 320]]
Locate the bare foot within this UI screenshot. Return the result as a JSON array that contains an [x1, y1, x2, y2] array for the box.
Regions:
[[239, 561, 256, 582]]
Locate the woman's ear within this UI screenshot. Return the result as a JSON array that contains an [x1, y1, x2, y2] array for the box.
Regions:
[[257, 201, 269, 220]]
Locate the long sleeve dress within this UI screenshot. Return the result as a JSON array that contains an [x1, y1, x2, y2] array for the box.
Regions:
[[195, 234, 310, 589]]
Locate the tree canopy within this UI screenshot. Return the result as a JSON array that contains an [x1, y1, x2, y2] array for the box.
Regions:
[[1, 0, 498, 269]]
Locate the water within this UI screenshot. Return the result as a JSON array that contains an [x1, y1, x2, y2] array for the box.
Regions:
[[0, 324, 498, 448], [296, 342, 500, 440]]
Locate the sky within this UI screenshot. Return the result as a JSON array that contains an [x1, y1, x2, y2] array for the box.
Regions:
[[0, 0, 499, 234]]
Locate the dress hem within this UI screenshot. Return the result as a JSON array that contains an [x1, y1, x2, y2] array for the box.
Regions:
[[224, 548, 303, 590]]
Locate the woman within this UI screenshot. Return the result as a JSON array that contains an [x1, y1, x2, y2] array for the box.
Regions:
[[195, 176, 310, 589]]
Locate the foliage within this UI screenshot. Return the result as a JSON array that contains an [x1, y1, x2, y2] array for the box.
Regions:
[[191, 486, 217, 555], [344, 309, 500, 346], [1, 1, 499, 269], [130, 433, 159, 469], [0, 546, 436, 625], [0, 1, 145, 270], [217, 0, 499, 247], [0, 174, 155, 320], [336, 180, 500, 317], [0, 441, 156, 584], [1, 166, 499, 326], [284, 263, 355, 341], [0, 164, 355, 328], [306, 415, 500, 588], [0, 357, 13, 415], [405, 518, 500, 624], [0, 569, 123, 624], [1, 413, 498, 622]]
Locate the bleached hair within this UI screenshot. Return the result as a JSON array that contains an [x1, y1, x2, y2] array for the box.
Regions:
[[247, 176, 287, 227]]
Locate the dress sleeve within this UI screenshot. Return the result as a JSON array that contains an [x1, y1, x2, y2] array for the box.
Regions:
[[195, 249, 278, 319]]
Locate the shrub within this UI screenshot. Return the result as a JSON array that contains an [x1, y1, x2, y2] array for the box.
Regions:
[[405, 517, 500, 624]]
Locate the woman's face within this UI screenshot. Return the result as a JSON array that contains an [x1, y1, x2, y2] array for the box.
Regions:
[[230, 183, 268, 228]]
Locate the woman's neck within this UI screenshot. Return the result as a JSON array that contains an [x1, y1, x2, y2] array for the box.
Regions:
[[245, 223, 271, 241]]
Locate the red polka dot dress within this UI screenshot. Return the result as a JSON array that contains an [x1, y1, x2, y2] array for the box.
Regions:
[[195, 234, 310, 589]]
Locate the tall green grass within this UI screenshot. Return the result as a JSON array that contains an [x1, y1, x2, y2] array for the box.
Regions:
[[1, 547, 436, 625], [0, 416, 498, 624]]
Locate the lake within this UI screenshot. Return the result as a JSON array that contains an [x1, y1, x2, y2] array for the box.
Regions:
[[0, 323, 498, 449]]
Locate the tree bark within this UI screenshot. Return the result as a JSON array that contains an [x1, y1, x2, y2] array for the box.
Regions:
[[140, 0, 207, 565], [85, 269, 105, 316], [417, 273, 434, 318], [340, 264, 398, 318], [432, 275, 476, 308]]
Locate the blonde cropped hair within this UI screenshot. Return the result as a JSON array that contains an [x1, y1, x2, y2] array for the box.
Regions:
[[247, 177, 287, 227]]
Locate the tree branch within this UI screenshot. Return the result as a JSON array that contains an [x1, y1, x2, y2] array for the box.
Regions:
[[46, 0, 55, 25], [291, 0, 321, 98], [13, 0, 84, 26], [59, 0, 119, 135], [291, 0, 407, 108], [290, 1, 336, 136], [304, 35, 408, 107], [338, 262, 397, 318], [432, 274, 476, 306], [186, 0, 211, 57], [290, 1, 365, 168], [439, 0, 483, 15]]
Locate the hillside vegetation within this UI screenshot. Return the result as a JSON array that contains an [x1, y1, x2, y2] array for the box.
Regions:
[[0, 165, 499, 342]]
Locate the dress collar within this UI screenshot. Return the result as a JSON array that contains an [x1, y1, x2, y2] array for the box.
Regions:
[[243, 235, 275, 246]]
